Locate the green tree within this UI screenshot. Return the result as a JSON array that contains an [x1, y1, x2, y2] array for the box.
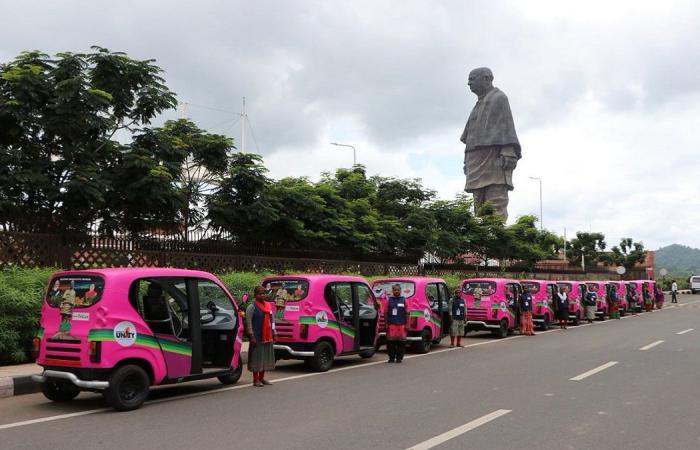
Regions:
[[0, 48, 176, 233], [566, 231, 606, 270], [207, 153, 277, 244], [602, 238, 646, 271], [103, 119, 233, 237], [508, 215, 563, 270], [426, 195, 478, 263]]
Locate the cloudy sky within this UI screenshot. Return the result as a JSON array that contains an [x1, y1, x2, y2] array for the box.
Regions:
[[3, 0, 700, 250]]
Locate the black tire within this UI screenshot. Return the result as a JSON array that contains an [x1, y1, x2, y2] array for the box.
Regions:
[[572, 312, 580, 326], [41, 381, 79, 402], [308, 341, 334, 372], [359, 348, 376, 359], [218, 356, 243, 385], [493, 319, 508, 338], [104, 365, 150, 411], [413, 329, 432, 354], [540, 315, 550, 331]]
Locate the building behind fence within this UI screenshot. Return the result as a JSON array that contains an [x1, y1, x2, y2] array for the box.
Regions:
[[0, 231, 649, 280]]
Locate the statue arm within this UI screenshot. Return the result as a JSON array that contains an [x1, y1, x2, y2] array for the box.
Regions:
[[499, 146, 518, 170]]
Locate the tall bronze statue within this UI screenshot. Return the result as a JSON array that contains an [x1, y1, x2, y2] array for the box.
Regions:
[[461, 67, 521, 220]]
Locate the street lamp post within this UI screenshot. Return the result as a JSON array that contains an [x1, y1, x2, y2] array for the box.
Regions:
[[528, 176, 543, 231], [330, 142, 356, 166]]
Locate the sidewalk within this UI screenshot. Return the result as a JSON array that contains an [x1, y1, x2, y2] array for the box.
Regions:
[[0, 341, 250, 399]]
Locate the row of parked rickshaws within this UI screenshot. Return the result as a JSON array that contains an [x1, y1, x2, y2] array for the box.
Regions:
[[31, 268, 658, 410]]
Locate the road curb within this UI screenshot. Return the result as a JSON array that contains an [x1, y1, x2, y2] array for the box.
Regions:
[[0, 375, 41, 398]]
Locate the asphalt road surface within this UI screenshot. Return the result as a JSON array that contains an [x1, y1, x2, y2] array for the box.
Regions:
[[2, 295, 699, 450]]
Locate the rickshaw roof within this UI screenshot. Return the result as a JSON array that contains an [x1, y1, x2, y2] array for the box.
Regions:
[[261, 274, 369, 284], [372, 277, 446, 287], [461, 278, 519, 284], [51, 267, 221, 284], [521, 279, 557, 285]]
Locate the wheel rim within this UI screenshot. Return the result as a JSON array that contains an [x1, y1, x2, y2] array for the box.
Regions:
[[319, 347, 332, 366], [120, 374, 145, 402]]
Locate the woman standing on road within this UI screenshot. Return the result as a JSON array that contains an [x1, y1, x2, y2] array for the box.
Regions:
[[245, 286, 276, 387], [556, 286, 569, 329], [519, 284, 536, 336], [608, 286, 621, 319], [655, 285, 665, 309], [584, 288, 597, 324], [448, 288, 466, 347], [386, 284, 408, 363], [643, 286, 653, 312]]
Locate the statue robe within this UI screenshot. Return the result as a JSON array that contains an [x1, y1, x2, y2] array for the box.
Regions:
[[461, 87, 521, 191]]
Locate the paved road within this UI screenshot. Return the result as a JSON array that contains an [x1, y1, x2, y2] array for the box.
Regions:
[[1, 295, 699, 450]]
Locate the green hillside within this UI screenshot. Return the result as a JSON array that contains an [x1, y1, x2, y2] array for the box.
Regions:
[[655, 244, 700, 277]]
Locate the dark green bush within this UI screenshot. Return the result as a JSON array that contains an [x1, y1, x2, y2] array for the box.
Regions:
[[0, 268, 56, 364]]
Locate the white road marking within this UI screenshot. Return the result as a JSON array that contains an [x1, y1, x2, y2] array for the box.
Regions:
[[677, 328, 694, 335], [0, 408, 111, 431], [569, 361, 618, 381], [639, 340, 665, 351], [406, 409, 512, 450]]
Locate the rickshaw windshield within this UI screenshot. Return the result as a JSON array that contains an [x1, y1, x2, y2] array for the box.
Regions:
[[264, 279, 309, 302], [372, 282, 415, 298], [462, 281, 496, 295], [46, 275, 105, 308], [556, 282, 572, 291], [520, 282, 540, 293]]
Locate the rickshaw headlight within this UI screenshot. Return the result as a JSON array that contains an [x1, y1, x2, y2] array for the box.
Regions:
[[500, 302, 507, 310]]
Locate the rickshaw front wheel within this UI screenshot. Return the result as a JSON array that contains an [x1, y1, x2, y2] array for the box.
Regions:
[[41, 380, 80, 402], [104, 365, 150, 411]]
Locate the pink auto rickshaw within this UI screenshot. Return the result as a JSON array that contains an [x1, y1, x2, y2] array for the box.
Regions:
[[586, 281, 608, 320], [462, 278, 522, 338], [556, 281, 587, 325], [264, 274, 379, 372], [33, 268, 244, 411], [372, 277, 451, 353], [607, 280, 628, 315], [521, 280, 558, 330], [627, 280, 653, 312]]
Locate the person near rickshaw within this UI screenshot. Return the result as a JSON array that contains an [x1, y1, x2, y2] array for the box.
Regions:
[[671, 280, 678, 303], [608, 286, 621, 319], [556, 286, 569, 329], [519, 284, 535, 336], [386, 284, 408, 363], [448, 288, 466, 347], [643, 286, 653, 312], [584, 288, 597, 324], [654, 285, 665, 309], [245, 286, 276, 387]]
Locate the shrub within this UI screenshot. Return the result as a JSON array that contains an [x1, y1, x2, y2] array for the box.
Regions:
[[0, 268, 56, 364]]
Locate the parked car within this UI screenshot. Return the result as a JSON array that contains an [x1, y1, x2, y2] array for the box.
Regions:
[[462, 278, 522, 338], [33, 268, 244, 411], [264, 274, 379, 372], [372, 277, 451, 353]]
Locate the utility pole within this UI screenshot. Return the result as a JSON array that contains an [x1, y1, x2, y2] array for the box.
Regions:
[[240, 97, 247, 153]]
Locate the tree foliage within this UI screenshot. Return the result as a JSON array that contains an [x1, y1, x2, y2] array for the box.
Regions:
[[566, 232, 606, 270], [602, 238, 646, 270]]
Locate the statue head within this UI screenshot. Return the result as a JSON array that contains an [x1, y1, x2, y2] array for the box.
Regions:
[[468, 67, 494, 97]]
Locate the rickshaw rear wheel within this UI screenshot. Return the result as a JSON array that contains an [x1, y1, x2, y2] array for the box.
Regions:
[[572, 312, 581, 326], [493, 319, 509, 339], [413, 329, 432, 354], [104, 365, 150, 411], [218, 356, 243, 385], [41, 381, 80, 402], [308, 341, 334, 372]]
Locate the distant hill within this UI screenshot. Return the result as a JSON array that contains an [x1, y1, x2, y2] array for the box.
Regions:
[[655, 244, 700, 277]]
